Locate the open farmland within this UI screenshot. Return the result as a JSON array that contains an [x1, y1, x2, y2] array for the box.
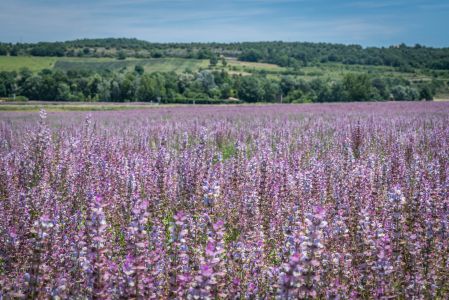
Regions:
[[0, 101, 164, 112], [0, 56, 209, 74], [0, 102, 448, 298], [54, 57, 209, 73], [0, 56, 59, 73], [2, 55, 442, 83]]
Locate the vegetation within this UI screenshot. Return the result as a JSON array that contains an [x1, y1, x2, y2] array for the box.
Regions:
[[0, 102, 169, 112], [0, 56, 59, 72], [0, 66, 439, 103], [1, 38, 449, 70], [0, 56, 209, 74], [1, 38, 448, 102], [1, 103, 448, 298]]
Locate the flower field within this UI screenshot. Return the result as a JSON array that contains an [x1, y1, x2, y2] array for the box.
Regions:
[[0, 102, 448, 299]]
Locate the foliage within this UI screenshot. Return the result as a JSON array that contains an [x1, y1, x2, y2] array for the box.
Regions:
[[2, 38, 449, 70], [342, 74, 373, 101], [117, 50, 127, 60], [0, 66, 437, 102]]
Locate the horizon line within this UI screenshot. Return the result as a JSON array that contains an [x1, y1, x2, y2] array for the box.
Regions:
[[2, 37, 449, 49]]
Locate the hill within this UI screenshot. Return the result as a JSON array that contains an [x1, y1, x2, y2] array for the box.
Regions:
[[1, 38, 449, 70], [0, 38, 448, 103]]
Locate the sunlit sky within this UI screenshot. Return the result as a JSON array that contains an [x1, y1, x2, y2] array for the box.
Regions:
[[1, 0, 448, 47]]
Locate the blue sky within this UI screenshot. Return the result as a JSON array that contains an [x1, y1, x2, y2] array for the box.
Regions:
[[1, 0, 448, 47]]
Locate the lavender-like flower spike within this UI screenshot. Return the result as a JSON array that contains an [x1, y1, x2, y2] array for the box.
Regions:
[[279, 206, 327, 299], [1, 103, 448, 298]]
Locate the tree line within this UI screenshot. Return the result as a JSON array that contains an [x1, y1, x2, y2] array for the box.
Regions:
[[1, 38, 449, 70], [0, 67, 435, 103]]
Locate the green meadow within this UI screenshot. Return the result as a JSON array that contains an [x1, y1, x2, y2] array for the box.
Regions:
[[0, 56, 59, 72], [1, 55, 445, 86], [0, 56, 210, 74]]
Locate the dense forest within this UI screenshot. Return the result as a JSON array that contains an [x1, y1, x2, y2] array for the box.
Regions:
[[0, 67, 435, 103], [1, 38, 449, 70]]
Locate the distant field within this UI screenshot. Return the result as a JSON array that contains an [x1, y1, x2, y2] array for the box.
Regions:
[[0, 55, 283, 75], [0, 56, 59, 72], [227, 59, 285, 70], [54, 57, 210, 73], [139, 58, 209, 73], [0, 101, 167, 111], [434, 97, 449, 101], [293, 63, 437, 82], [0, 55, 440, 82], [224, 59, 441, 83], [0, 101, 244, 112], [0, 56, 209, 73], [1, 55, 448, 97]]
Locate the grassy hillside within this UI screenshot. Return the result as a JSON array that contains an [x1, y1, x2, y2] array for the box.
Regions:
[[2, 38, 449, 70], [0, 56, 58, 72], [0, 56, 210, 74], [1, 55, 446, 84], [54, 57, 210, 73]]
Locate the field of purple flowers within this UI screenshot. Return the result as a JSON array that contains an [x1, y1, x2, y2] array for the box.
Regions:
[[0, 102, 448, 299]]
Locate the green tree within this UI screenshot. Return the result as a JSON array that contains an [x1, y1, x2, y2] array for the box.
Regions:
[[56, 82, 71, 100], [117, 50, 127, 60], [262, 79, 280, 102], [0, 45, 7, 56], [391, 85, 419, 101], [238, 49, 263, 62], [220, 83, 232, 99], [39, 74, 58, 100], [110, 80, 122, 102], [96, 79, 111, 101], [221, 57, 227, 67], [135, 65, 145, 75], [10, 46, 18, 56], [210, 55, 219, 67], [137, 73, 166, 102], [21, 75, 43, 100], [419, 86, 433, 101], [280, 76, 297, 97], [0, 83, 6, 97], [137, 74, 155, 101], [120, 73, 137, 101], [342, 74, 372, 101], [196, 70, 216, 92], [371, 78, 389, 100], [237, 76, 264, 102]]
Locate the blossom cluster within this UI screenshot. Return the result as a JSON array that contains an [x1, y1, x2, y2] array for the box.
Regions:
[[0, 102, 448, 298]]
